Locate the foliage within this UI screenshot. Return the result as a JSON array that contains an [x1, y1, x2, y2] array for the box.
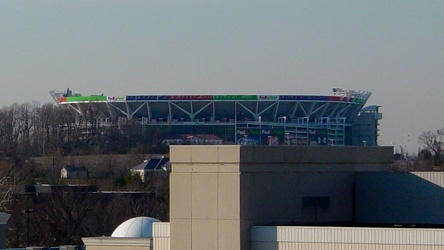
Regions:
[[112, 173, 148, 191]]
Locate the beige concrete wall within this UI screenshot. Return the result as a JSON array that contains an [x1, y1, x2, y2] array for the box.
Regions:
[[253, 242, 444, 250], [153, 238, 170, 250], [82, 237, 151, 250], [153, 222, 170, 250], [84, 246, 149, 250], [276, 243, 444, 250], [169, 167, 241, 249], [169, 145, 393, 250], [251, 226, 444, 250]]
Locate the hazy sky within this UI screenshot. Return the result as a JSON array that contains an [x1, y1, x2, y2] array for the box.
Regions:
[[1, 1, 443, 152]]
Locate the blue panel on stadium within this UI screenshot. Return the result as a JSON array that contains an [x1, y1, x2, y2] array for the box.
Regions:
[[279, 95, 329, 101], [137, 96, 158, 101]]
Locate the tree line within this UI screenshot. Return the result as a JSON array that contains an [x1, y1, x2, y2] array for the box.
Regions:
[[0, 102, 167, 159]]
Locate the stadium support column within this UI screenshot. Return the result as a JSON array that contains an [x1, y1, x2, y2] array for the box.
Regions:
[[235, 101, 238, 144], [124, 102, 133, 120], [259, 116, 262, 145], [284, 116, 287, 142]]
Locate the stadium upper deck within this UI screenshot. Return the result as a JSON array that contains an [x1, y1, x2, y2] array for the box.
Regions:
[[50, 88, 375, 146]]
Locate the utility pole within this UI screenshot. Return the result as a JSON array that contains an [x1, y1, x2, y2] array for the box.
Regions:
[[22, 209, 35, 246]]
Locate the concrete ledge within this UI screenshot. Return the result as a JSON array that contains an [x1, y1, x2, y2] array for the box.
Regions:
[[170, 145, 240, 164], [170, 146, 393, 173], [82, 237, 152, 246], [251, 226, 444, 245], [239, 146, 393, 164]]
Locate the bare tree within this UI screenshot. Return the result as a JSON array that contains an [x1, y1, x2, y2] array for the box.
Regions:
[[0, 158, 28, 212], [0, 105, 18, 148], [0, 100, 166, 157], [418, 128, 444, 166], [0, 168, 15, 212], [15, 103, 39, 156]]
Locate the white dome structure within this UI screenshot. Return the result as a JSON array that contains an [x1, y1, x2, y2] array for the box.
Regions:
[[111, 217, 160, 238]]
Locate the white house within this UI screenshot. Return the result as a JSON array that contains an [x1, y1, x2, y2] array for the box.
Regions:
[[130, 157, 170, 182]]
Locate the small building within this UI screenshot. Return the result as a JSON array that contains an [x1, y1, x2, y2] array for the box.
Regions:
[[162, 135, 183, 146], [131, 157, 170, 182], [182, 134, 223, 145], [60, 165, 88, 179], [162, 134, 223, 146]]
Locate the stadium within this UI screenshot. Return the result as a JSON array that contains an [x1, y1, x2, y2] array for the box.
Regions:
[[50, 88, 380, 146]]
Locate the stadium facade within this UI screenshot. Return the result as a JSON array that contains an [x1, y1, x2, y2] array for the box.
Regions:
[[50, 88, 380, 146]]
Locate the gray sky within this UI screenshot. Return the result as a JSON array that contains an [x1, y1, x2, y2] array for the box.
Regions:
[[1, 0, 443, 152]]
